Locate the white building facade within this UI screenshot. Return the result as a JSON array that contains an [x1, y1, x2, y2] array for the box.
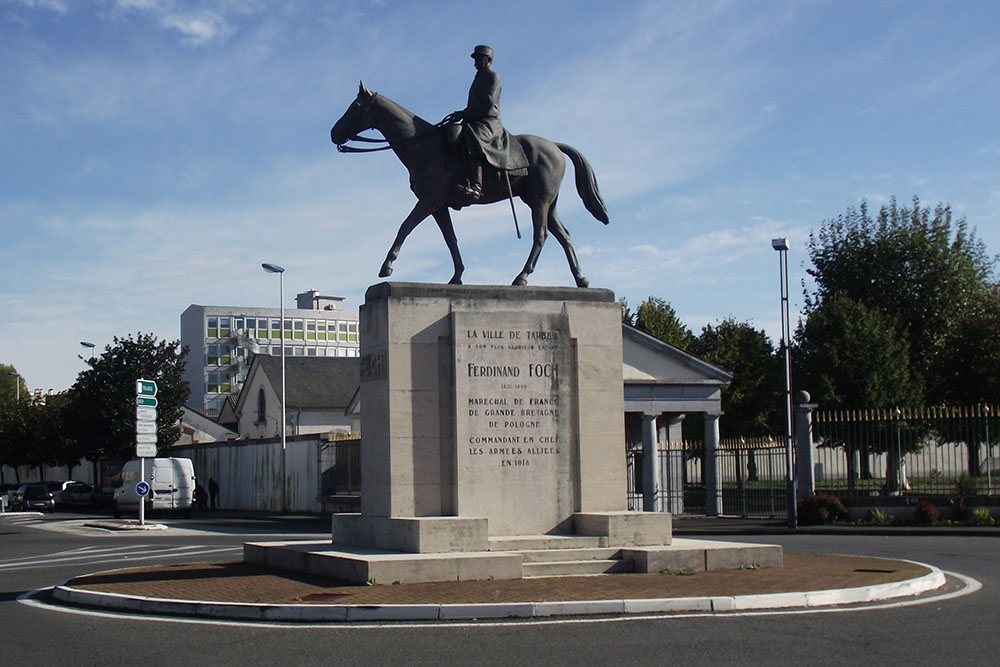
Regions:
[[181, 291, 359, 415]]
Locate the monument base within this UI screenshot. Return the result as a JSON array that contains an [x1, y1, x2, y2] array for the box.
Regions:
[[244, 535, 782, 585], [331, 511, 673, 554], [243, 283, 782, 584]]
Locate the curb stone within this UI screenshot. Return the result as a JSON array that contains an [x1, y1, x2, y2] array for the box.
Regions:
[[51, 562, 948, 622]]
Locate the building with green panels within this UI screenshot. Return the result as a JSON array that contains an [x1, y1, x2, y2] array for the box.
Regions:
[[181, 291, 359, 416]]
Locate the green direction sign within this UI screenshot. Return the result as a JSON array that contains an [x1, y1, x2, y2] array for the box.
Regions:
[[136, 379, 158, 397], [137, 396, 158, 407]]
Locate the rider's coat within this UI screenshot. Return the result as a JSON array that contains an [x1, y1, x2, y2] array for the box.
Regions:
[[461, 67, 526, 170]]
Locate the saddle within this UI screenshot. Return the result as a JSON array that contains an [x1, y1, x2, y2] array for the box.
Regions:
[[442, 124, 528, 178]]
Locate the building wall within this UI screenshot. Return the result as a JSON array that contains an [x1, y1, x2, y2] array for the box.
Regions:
[[172, 435, 324, 513], [181, 300, 360, 416]]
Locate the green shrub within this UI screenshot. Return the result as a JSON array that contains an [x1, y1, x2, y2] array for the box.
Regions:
[[862, 508, 893, 526], [968, 508, 995, 526], [798, 494, 848, 525], [913, 501, 941, 525], [950, 475, 978, 521]]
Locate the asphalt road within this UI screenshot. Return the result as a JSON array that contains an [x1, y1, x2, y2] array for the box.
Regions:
[[2, 511, 996, 666]]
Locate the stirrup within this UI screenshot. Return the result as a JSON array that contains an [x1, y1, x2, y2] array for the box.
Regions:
[[456, 181, 483, 200]]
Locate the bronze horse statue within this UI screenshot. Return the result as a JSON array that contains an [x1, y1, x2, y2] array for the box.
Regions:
[[330, 83, 609, 287]]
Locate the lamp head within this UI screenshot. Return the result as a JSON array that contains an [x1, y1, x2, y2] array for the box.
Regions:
[[261, 263, 285, 274], [771, 238, 788, 251]]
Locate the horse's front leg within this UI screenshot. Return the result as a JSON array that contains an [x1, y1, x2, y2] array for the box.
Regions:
[[379, 199, 437, 278], [513, 202, 549, 286], [431, 208, 465, 284]]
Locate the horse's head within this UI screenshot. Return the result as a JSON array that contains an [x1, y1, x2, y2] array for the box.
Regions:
[[330, 81, 378, 146]]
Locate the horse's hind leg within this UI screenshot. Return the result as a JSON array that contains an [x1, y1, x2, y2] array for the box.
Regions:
[[432, 208, 465, 284], [380, 199, 436, 278], [547, 200, 589, 287], [513, 201, 549, 286]]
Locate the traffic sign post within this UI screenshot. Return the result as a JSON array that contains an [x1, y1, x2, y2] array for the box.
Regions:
[[135, 378, 158, 526]]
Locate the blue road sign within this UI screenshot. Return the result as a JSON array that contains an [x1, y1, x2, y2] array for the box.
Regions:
[[135, 481, 150, 497]]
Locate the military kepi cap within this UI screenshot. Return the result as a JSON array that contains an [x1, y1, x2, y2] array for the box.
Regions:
[[471, 45, 494, 59]]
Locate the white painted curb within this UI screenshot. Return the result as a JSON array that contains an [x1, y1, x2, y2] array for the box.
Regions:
[[52, 561, 949, 622]]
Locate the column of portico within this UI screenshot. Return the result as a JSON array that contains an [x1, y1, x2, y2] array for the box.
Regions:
[[704, 413, 722, 516], [662, 414, 685, 514], [641, 412, 661, 511]]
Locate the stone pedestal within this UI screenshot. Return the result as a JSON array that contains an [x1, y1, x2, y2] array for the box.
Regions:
[[331, 282, 667, 554]]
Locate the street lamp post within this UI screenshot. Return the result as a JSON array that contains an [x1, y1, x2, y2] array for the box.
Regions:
[[80, 341, 96, 361], [7, 371, 19, 401], [261, 263, 287, 513], [772, 238, 797, 529]]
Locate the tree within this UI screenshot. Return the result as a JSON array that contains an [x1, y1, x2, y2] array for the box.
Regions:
[[795, 295, 920, 492], [935, 283, 1000, 406], [693, 318, 783, 439], [795, 295, 917, 410], [631, 297, 694, 350], [65, 333, 190, 464], [805, 196, 997, 404], [1, 363, 27, 401]]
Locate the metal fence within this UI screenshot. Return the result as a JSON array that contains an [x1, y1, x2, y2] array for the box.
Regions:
[[320, 435, 361, 497], [627, 438, 789, 517], [813, 405, 999, 498]]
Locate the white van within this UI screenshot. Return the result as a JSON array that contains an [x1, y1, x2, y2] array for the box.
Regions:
[[112, 457, 196, 518]]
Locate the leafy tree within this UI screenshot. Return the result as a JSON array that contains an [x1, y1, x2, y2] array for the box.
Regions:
[[795, 295, 920, 491], [935, 283, 1000, 406], [65, 333, 190, 464], [805, 196, 996, 404], [693, 318, 783, 439], [632, 296, 694, 350], [1, 363, 27, 401], [795, 295, 918, 410]]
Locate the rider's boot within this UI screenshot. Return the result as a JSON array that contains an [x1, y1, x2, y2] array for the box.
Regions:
[[457, 162, 484, 200]]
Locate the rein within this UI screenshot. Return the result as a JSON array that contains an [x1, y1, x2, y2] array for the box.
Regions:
[[337, 95, 456, 153]]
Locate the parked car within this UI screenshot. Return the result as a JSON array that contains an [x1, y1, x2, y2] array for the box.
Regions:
[[43, 480, 75, 507], [9, 484, 31, 510], [19, 484, 55, 512], [59, 482, 97, 508]]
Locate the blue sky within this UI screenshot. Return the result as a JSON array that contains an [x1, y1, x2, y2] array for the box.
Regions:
[[3, 0, 999, 394]]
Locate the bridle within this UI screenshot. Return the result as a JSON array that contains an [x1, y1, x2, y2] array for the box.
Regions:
[[337, 93, 456, 153]]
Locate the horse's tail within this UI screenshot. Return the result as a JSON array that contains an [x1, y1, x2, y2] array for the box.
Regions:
[[556, 143, 609, 225]]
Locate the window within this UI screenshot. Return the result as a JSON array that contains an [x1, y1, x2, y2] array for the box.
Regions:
[[307, 347, 317, 356], [219, 317, 231, 337], [283, 318, 292, 340], [207, 371, 231, 394], [271, 319, 281, 339], [307, 320, 317, 340], [207, 316, 218, 339], [206, 344, 231, 366], [232, 316, 244, 333], [348, 321, 358, 342], [338, 321, 348, 342], [293, 319, 304, 340], [256, 388, 266, 424]]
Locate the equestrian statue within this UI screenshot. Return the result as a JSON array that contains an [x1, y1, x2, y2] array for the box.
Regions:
[[330, 46, 609, 287]]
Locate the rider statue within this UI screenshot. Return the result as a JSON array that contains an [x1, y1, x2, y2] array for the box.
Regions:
[[443, 45, 522, 200]]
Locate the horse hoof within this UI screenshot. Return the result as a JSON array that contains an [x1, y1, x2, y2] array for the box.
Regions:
[[379, 265, 393, 278], [449, 277, 463, 285], [575, 276, 589, 288]]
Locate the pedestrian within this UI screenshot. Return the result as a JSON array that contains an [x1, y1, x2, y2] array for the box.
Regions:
[[194, 483, 207, 511], [209, 477, 219, 510]]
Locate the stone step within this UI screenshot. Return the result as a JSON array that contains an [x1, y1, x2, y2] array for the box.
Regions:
[[489, 535, 606, 551], [519, 547, 623, 563], [522, 558, 634, 577]]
